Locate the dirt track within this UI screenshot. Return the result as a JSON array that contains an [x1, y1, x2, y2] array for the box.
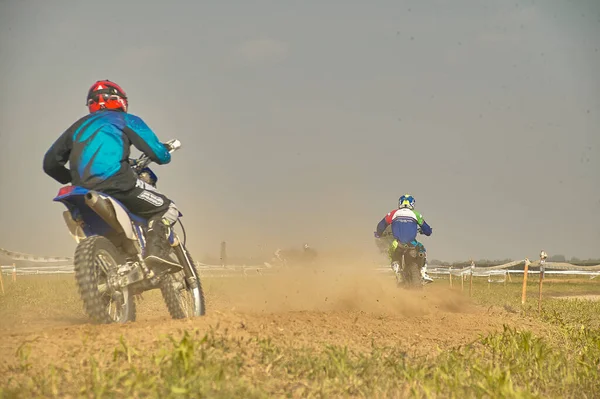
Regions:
[[0, 266, 537, 372]]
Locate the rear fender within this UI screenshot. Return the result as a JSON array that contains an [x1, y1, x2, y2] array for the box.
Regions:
[[54, 186, 139, 241]]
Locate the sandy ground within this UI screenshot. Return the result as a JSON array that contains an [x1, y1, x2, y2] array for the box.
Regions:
[[0, 265, 543, 372]]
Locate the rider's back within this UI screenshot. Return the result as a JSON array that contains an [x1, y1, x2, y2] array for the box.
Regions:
[[384, 208, 428, 243], [44, 109, 170, 193]]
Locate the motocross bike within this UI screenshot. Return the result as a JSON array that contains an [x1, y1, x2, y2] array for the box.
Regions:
[[53, 139, 205, 324], [273, 246, 318, 268], [378, 231, 428, 289]]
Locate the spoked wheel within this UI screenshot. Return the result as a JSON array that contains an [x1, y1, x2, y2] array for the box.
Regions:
[[74, 236, 136, 324], [160, 247, 205, 319], [393, 260, 403, 288], [402, 261, 423, 290], [394, 251, 423, 290]]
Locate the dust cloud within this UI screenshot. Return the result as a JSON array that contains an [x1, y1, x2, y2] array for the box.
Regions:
[[209, 263, 476, 317]]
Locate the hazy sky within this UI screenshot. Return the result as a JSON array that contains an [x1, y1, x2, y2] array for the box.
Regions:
[[0, 0, 598, 262]]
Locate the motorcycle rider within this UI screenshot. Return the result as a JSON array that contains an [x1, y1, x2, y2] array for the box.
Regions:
[[374, 194, 434, 284], [42, 79, 181, 272]]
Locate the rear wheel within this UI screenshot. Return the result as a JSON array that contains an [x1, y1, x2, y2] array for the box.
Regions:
[[160, 246, 205, 319], [74, 236, 136, 324], [402, 260, 423, 290], [393, 259, 403, 288]]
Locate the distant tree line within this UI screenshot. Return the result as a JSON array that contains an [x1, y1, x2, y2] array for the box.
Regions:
[[542, 254, 600, 266]]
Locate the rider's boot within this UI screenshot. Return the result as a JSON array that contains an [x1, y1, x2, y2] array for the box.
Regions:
[[391, 261, 403, 284], [144, 217, 181, 273], [421, 263, 434, 284]]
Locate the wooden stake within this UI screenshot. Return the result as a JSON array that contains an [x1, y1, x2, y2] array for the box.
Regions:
[[469, 269, 473, 297], [538, 251, 548, 313], [538, 262, 545, 313], [449, 267, 453, 288], [461, 270, 464, 292], [11, 263, 16, 282], [521, 258, 530, 305], [0, 268, 4, 295]]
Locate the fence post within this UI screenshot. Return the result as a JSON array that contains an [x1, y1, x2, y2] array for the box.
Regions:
[[12, 263, 16, 282], [469, 261, 474, 297], [449, 266, 453, 288], [538, 250, 547, 314], [522, 258, 530, 305], [220, 241, 227, 268], [0, 267, 4, 295]]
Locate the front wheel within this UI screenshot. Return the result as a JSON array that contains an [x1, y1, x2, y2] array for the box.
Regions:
[[160, 245, 205, 319], [74, 236, 136, 324]]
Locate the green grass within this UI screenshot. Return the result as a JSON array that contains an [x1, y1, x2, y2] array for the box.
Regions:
[[1, 275, 599, 398], [2, 318, 599, 398]]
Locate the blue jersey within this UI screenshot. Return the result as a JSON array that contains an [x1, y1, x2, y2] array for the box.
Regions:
[[376, 208, 432, 243], [43, 110, 170, 192]]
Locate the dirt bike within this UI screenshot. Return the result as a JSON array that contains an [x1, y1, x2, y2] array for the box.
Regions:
[[53, 139, 205, 324], [267, 245, 318, 269], [378, 231, 428, 289]]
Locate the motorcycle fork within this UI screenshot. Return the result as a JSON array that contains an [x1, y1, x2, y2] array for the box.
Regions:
[[127, 224, 155, 280], [171, 239, 199, 289]]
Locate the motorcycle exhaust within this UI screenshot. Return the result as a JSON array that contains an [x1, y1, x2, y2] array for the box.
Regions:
[[84, 191, 125, 234]]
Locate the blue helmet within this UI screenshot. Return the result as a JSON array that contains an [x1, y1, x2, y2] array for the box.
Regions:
[[398, 194, 415, 210]]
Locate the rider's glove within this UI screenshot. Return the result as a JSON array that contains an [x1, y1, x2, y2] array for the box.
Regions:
[[164, 139, 182, 152], [374, 231, 381, 238]]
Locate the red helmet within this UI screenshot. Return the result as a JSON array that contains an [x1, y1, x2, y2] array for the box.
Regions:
[[86, 80, 128, 113]]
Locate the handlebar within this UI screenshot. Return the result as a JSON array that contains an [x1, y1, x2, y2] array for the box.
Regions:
[[131, 139, 181, 173]]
